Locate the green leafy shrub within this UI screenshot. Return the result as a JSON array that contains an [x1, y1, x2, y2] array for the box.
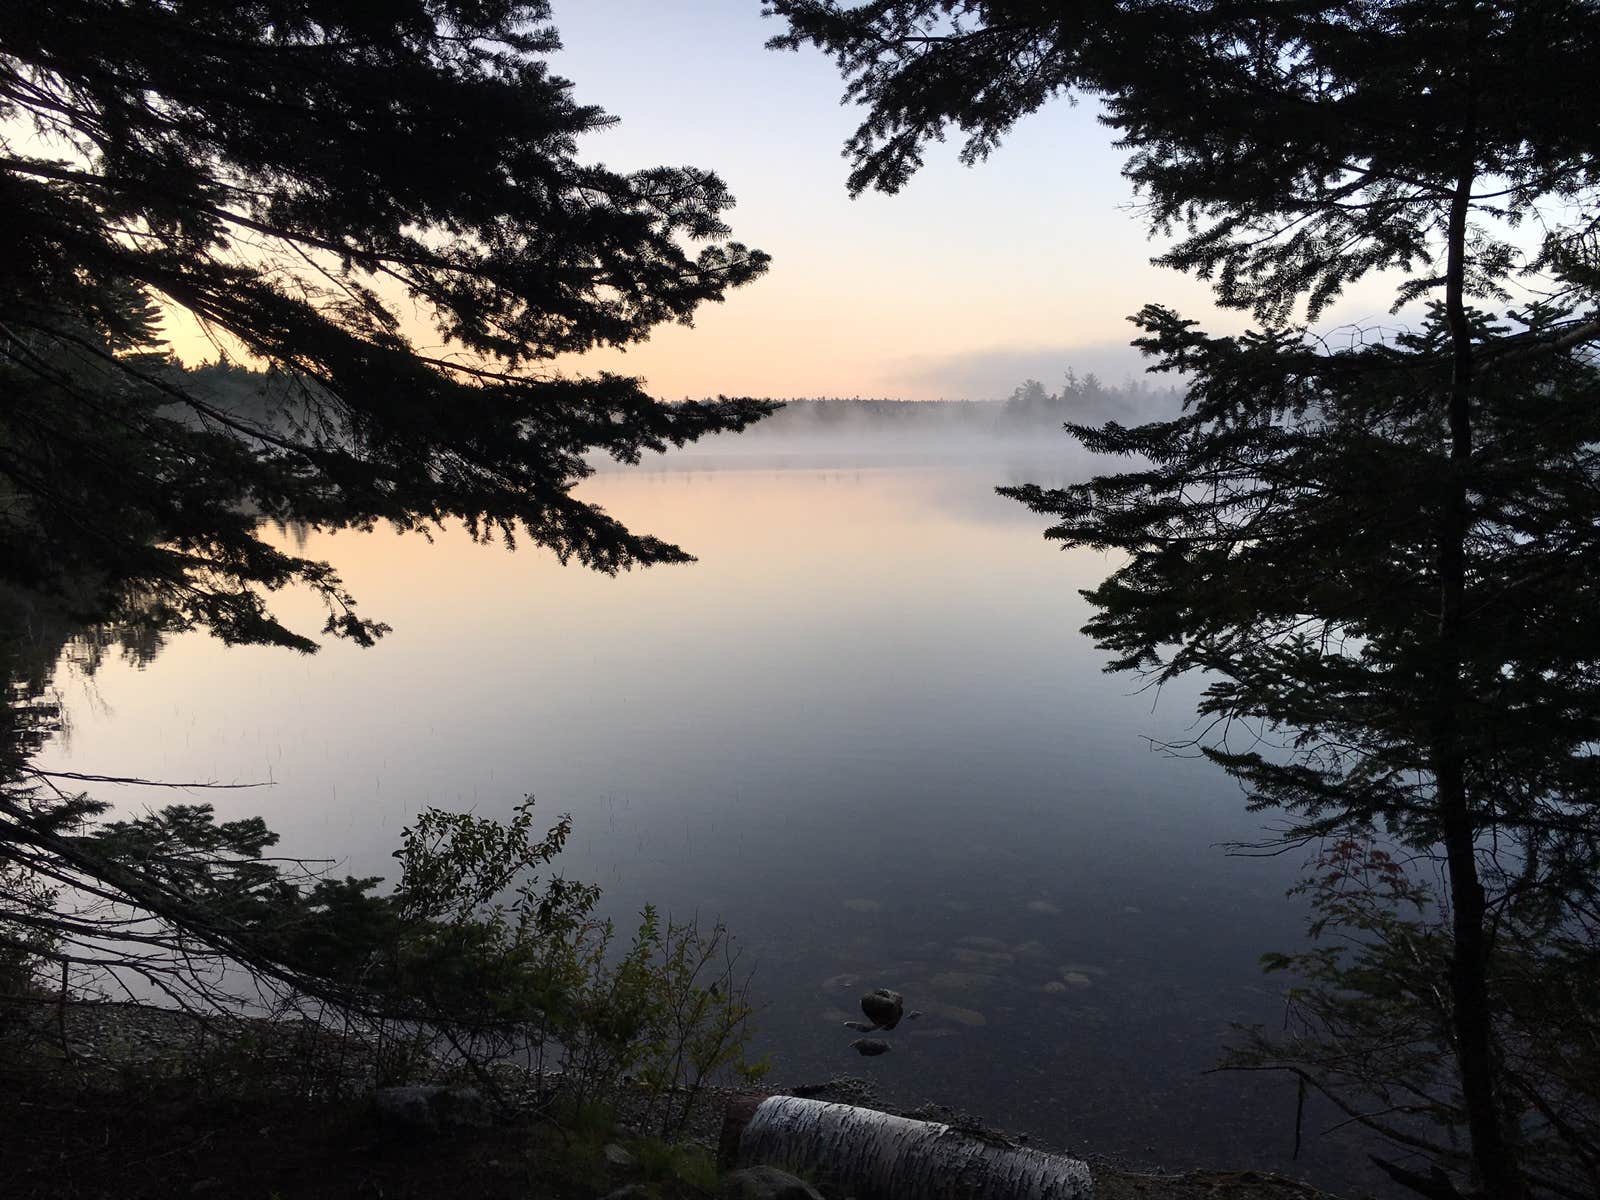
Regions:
[[328, 797, 767, 1127], [3, 791, 764, 1126]]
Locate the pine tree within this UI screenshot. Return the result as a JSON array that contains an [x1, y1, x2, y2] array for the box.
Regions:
[[2, 1, 773, 651], [773, 3, 1600, 1195], [1, 3, 777, 1063], [1006, 299, 1600, 1197]]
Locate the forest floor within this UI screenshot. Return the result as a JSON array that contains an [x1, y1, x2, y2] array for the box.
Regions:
[[0, 1000, 1355, 1200]]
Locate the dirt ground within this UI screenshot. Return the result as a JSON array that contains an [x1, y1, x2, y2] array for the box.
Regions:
[[0, 1081, 1351, 1200], [0, 1000, 1351, 1200], [1, 1083, 586, 1199]]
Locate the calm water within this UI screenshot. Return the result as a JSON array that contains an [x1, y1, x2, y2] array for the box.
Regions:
[[41, 446, 1378, 1191]]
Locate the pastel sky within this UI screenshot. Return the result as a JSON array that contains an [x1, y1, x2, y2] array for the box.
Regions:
[[539, 0, 1432, 400], [543, 0, 1221, 400], [152, 0, 1417, 400]]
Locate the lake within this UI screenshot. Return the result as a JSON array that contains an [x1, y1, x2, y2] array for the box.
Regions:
[[39, 437, 1377, 1192]]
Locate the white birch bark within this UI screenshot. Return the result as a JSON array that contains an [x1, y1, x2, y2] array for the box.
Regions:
[[729, 1095, 1093, 1200]]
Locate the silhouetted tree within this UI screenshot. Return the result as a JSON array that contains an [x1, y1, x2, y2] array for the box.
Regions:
[[1012, 300, 1600, 1199], [1, 2, 776, 1055], [2, 1, 772, 652], [773, 3, 1600, 1195]]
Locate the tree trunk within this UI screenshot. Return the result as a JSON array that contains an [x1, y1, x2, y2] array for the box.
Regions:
[[721, 1095, 1092, 1200], [1435, 143, 1525, 1199]]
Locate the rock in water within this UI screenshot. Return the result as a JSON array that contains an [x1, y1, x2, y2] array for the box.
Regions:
[[842, 1020, 879, 1032], [860, 987, 904, 1030], [851, 1038, 892, 1056]]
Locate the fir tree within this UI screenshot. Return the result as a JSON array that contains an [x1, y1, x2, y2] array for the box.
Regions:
[[774, 3, 1600, 1195], [1, 2, 778, 1068], [2, 1, 773, 651]]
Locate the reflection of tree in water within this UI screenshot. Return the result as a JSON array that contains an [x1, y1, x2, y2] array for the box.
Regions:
[[0, 580, 170, 751], [0, 588, 88, 998], [0, 593, 762, 1121], [3, 589, 104, 758]]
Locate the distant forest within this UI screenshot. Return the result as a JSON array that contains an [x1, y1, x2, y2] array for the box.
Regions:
[[744, 371, 1182, 436], [176, 362, 1183, 443]]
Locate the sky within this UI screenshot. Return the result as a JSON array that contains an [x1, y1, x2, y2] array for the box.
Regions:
[[155, 0, 1420, 401], [541, 0, 1219, 400], [534, 0, 1431, 401]]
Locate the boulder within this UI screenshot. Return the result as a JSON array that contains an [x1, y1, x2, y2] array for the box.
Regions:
[[859, 988, 904, 1030], [720, 1165, 826, 1200], [851, 1038, 891, 1056], [372, 1085, 490, 1134], [604, 1143, 637, 1169]]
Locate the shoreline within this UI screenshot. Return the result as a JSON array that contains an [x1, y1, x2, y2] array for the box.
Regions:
[[2, 997, 1351, 1200]]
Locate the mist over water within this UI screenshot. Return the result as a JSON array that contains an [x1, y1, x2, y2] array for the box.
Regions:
[[661, 386, 1182, 471], [39, 412, 1378, 1192]]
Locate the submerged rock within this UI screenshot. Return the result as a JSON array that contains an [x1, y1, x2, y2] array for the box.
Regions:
[[842, 897, 882, 913], [926, 1002, 987, 1027], [953, 947, 1015, 969], [850, 1038, 892, 1057], [956, 935, 1010, 952], [930, 971, 998, 996], [1026, 900, 1062, 915]]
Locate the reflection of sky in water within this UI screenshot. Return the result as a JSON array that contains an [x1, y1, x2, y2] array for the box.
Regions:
[[39, 455, 1382, 1194]]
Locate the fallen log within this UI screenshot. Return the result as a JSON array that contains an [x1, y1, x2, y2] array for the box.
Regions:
[[720, 1095, 1092, 1200]]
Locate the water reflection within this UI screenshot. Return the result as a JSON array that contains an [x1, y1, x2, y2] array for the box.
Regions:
[[36, 457, 1370, 1190]]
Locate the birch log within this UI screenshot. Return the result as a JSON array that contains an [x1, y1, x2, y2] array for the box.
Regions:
[[721, 1095, 1093, 1200]]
